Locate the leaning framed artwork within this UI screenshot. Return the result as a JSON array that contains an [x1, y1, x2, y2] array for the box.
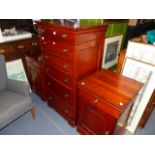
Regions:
[[102, 34, 123, 69], [121, 57, 155, 133]]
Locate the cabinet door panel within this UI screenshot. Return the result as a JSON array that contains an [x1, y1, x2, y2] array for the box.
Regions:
[[83, 105, 106, 134], [78, 93, 117, 135]]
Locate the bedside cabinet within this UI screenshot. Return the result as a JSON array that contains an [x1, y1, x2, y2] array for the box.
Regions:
[[77, 69, 143, 135]]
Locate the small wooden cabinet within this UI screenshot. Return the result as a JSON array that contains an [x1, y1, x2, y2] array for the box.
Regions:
[[24, 50, 43, 97], [77, 69, 143, 135], [37, 21, 107, 125]]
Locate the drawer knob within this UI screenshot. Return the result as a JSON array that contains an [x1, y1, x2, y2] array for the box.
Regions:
[[119, 102, 123, 106], [0, 49, 5, 54], [64, 79, 69, 83], [41, 37, 45, 41], [52, 41, 56, 45], [47, 82, 51, 86], [105, 131, 110, 135], [30, 51, 33, 54], [48, 97, 52, 101], [32, 42, 38, 46], [81, 82, 85, 86], [64, 94, 69, 99], [62, 33, 68, 38], [63, 64, 68, 69], [93, 99, 99, 104], [52, 31, 57, 35], [18, 45, 24, 49], [63, 48, 68, 53]]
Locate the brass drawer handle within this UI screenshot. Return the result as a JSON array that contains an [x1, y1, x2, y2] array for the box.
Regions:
[[48, 97, 52, 101], [46, 68, 50, 72], [62, 33, 68, 38], [44, 56, 48, 59], [0, 49, 5, 54], [65, 110, 68, 113], [47, 82, 51, 86], [18, 45, 24, 49], [32, 42, 38, 46], [93, 99, 99, 104], [64, 79, 69, 83], [63, 48, 68, 53], [42, 41, 47, 45], [64, 94, 69, 99], [63, 64, 68, 69]]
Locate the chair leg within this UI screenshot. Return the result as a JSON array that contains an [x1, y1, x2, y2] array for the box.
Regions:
[[30, 106, 35, 119]]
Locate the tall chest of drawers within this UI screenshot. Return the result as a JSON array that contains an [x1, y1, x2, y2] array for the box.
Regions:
[[37, 22, 107, 126]]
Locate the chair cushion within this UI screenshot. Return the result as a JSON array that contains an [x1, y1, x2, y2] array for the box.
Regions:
[[0, 91, 33, 129]]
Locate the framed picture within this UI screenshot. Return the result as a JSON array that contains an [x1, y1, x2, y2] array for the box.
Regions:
[[102, 34, 123, 69], [121, 57, 155, 133], [126, 41, 155, 65], [6, 59, 28, 82]]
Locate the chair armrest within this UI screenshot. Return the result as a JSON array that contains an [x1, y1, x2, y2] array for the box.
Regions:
[[6, 79, 30, 97]]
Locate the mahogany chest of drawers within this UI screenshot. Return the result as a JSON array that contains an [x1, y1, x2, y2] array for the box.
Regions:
[[37, 22, 107, 126], [77, 69, 143, 135]]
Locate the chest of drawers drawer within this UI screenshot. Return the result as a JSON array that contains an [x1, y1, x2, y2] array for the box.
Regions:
[[45, 76, 74, 105], [43, 40, 74, 59], [78, 90, 121, 119], [44, 64, 74, 89], [45, 88, 74, 119], [50, 28, 75, 42], [43, 50, 73, 74]]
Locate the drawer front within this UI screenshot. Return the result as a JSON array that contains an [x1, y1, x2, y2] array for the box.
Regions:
[[45, 76, 74, 105], [14, 39, 39, 52], [43, 50, 73, 74], [45, 88, 74, 119], [78, 89, 121, 119], [44, 64, 74, 89], [0, 46, 22, 61], [44, 40, 74, 59], [50, 28, 75, 42]]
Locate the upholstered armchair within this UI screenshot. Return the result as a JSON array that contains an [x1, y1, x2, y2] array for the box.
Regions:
[[0, 55, 35, 129]]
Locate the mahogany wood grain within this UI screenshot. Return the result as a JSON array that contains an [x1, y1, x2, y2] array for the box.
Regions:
[[37, 22, 107, 125], [77, 69, 143, 135]]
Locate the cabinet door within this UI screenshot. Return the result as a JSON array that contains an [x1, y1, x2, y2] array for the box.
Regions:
[[78, 94, 117, 135]]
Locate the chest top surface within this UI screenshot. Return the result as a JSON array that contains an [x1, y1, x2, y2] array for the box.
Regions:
[[78, 69, 143, 111]]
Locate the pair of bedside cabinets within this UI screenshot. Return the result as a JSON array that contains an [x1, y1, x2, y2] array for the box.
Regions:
[[36, 22, 143, 135]]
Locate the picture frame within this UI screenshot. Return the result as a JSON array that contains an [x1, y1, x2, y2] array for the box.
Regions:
[[126, 41, 155, 65], [102, 34, 123, 69], [6, 59, 28, 82], [121, 57, 155, 133]]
